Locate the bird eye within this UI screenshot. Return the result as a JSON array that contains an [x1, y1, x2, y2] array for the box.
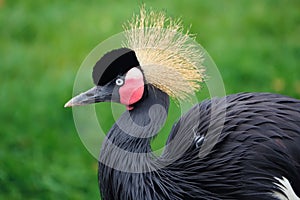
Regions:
[[115, 78, 124, 86]]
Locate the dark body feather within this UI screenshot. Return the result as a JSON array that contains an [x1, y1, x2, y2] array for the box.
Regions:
[[98, 85, 300, 200]]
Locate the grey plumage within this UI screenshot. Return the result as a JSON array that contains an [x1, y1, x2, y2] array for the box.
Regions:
[[98, 86, 300, 200]]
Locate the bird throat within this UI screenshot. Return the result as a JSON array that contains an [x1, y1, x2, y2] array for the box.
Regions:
[[99, 85, 170, 168]]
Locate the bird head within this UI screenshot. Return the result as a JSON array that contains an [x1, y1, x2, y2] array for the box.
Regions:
[[64, 48, 145, 110], [65, 6, 205, 110]]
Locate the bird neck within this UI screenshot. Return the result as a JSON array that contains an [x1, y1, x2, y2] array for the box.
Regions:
[[104, 84, 169, 153], [99, 85, 169, 175]]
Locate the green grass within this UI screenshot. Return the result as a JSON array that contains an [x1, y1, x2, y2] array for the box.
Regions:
[[1, 0, 299, 199]]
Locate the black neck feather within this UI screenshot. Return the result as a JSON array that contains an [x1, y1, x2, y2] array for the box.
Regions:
[[103, 84, 169, 153]]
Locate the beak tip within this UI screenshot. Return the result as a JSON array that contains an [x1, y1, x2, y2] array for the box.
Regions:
[[64, 100, 73, 108]]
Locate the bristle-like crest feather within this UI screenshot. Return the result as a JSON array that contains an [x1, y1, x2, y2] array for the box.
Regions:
[[123, 6, 205, 100]]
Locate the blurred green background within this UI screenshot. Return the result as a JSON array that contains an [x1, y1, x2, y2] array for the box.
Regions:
[[1, 0, 299, 199]]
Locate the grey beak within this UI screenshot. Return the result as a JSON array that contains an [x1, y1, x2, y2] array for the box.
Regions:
[[64, 86, 109, 107]]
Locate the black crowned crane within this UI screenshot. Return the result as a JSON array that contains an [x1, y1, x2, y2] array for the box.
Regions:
[[65, 7, 300, 200]]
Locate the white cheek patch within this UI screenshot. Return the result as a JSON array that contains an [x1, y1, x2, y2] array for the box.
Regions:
[[125, 67, 143, 79]]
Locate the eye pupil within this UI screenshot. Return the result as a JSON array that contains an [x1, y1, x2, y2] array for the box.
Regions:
[[116, 78, 124, 86]]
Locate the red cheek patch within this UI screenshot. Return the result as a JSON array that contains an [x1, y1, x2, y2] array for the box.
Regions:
[[119, 68, 144, 109]]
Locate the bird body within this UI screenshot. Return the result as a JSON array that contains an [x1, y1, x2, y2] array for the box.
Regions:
[[97, 88, 300, 200], [65, 6, 300, 200]]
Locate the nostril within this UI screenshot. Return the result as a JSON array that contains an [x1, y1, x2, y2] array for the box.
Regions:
[[86, 93, 94, 97]]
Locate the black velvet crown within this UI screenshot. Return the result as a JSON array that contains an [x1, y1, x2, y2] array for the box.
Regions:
[[92, 48, 140, 86]]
